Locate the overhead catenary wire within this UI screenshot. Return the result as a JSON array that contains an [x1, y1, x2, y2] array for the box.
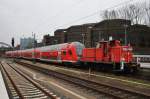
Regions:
[[49, 0, 144, 30], [34, 0, 143, 40], [33, 0, 86, 31]]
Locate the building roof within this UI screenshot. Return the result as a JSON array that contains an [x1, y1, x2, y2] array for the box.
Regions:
[[54, 29, 67, 33], [67, 23, 96, 30], [94, 19, 131, 27]]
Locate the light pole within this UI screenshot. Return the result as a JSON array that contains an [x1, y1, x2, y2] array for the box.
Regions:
[[32, 32, 36, 63], [87, 26, 93, 47], [87, 26, 93, 77], [54, 40, 58, 44], [124, 24, 128, 45], [81, 33, 85, 44], [63, 31, 67, 43]]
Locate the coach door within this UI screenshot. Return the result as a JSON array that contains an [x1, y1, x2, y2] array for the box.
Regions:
[[61, 50, 67, 60], [101, 41, 109, 61], [57, 51, 61, 62]]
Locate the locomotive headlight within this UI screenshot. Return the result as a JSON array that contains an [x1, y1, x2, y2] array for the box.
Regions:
[[120, 57, 125, 70], [121, 57, 125, 61]]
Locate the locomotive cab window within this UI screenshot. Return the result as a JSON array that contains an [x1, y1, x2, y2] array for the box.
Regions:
[[96, 43, 102, 48]]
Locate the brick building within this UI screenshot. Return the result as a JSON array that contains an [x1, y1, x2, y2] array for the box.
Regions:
[[54, 29, 67, 44], [66, 23, 95, 43], [91, 19, 131, 47], [42, 34, 56, 46], [54, 23, 95, 46], [90, 19, 150, 54], [51, 19, 150, 54], [128, 24, 150, 54]]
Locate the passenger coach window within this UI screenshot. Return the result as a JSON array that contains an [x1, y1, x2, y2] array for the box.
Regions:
[[68, 50, 72, 55]]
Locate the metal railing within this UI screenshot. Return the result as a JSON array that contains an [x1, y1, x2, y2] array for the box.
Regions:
[[133, 55, 150, 63]]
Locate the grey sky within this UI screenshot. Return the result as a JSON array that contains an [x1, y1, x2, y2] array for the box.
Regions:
[[0, 0, 142, 45]]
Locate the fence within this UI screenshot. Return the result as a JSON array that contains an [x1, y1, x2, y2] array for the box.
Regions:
[[133, 55, 150, 63]]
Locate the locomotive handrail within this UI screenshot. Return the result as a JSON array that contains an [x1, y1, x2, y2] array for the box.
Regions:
[[133, 55, 150, 57], [133, 55, 150, 62]]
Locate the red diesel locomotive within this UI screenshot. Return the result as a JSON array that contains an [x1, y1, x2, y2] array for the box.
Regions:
[[5, 40, 140, 72], [81, 40, 140, 72]]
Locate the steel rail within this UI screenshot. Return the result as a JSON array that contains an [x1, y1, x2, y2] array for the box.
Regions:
[[0, 62, 24, 99], [1, 62, 57, 99], [7, 63, 57, 99], [16, 61, 150, 99]]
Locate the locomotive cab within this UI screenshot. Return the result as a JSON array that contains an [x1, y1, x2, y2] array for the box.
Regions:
[[97, 40, 123, 63], [108, 40, 139, 72]]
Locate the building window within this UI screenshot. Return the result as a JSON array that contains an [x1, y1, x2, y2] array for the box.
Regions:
[[148, 39, 150, 47], [139, 37, 146, 47]]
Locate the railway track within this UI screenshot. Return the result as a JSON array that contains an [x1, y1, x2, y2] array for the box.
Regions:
[[16, 61, 150, 99], [29, 58, 150, 81], [0, 62, 59, 99]]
